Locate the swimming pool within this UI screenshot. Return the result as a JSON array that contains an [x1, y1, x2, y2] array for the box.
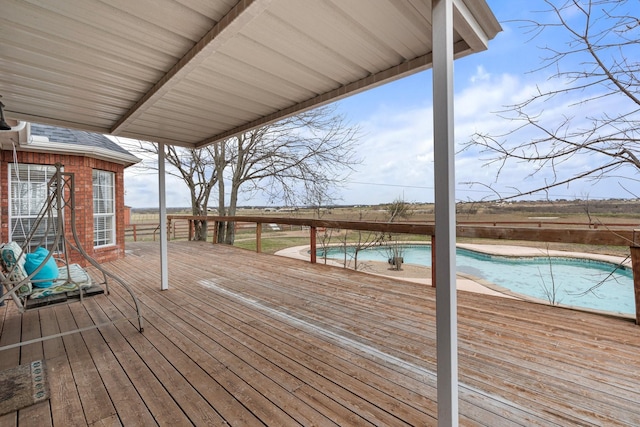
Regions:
[[318, 245, 634, 315]]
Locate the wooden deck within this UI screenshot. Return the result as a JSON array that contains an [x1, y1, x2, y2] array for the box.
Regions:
[[1, 241, 639, 426]]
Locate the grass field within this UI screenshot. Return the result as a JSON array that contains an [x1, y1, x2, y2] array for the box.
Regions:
[[131, 199, 640, 224]]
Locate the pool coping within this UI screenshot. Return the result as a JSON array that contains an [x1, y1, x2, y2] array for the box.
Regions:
[[275, 242, 635, 321]]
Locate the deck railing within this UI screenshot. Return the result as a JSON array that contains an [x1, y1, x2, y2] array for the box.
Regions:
[[166, 214, 640, 324], [125, 221, 190, 241]]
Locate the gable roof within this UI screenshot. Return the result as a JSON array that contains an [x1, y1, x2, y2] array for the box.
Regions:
[[0, 0, 501, 148], [31, 123, 132, 155], [25, 123, 140, 167]]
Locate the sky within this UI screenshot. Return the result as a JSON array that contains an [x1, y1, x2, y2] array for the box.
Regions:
[[121, 0, 638, 209]]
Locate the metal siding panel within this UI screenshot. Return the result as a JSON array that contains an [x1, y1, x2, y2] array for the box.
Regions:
[[163, 90, 255, 124], [25, 0, 214, 46], [167, 80, 268, 120], [1, 44, 153, 97], [327, 0, 432, 60], [0, 0, 501, 147], [174, 0, 238, 19], [242, 11, 368, 81], [95, 0, 215, 38], [218, 35, 338, 93], [1, 2, 181, 71], [201, 55, 315, 101], [123, 118, 214, 142], [269, 1, 390, 73], [188, 67, 291, 106]]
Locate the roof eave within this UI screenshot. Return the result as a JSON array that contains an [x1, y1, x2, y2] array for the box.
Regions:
[[21, 136, 141, 168]]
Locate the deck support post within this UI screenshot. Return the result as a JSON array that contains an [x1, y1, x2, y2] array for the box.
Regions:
[[632, 246, 640, 325], [158, 142, 169, 290], [631, 230, 640, 324], [433, 0, 459, 424], [431, 235, 436, 288]]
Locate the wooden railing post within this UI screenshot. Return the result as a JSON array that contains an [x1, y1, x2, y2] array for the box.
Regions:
[[310, 226, 317, 264], [631, 230, 640, 325], [133, 224, 138, 242], [256, 222, 262, 253], [212, 221, 218, 244]]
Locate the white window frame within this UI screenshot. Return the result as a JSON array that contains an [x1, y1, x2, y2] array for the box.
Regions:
[[93, 169, 116, 248], [8, 163, 59, 252]]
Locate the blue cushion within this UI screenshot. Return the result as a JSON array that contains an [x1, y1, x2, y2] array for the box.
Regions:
[[24, 247, 59, 288]]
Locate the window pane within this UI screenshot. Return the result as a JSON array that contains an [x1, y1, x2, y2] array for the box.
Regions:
[[9, 164, 59, 252], [93, 170, 115, 247]]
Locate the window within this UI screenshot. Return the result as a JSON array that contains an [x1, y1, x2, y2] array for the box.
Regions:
[[9, 164, 59, 252], [93, 170, 115, 247]]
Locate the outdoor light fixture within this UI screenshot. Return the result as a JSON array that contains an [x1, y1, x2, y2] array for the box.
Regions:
[[0, 100, 12, 131]]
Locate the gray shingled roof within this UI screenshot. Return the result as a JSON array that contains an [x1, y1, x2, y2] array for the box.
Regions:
[[30, 123, 134, 156]]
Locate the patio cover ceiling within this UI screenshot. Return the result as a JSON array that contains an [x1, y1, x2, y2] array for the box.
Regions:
[[1, 0, 500, 148]]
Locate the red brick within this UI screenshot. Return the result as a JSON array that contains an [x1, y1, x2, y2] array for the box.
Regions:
[[1, 151, 128, 265]]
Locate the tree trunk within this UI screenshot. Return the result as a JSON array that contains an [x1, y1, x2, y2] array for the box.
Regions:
[[223, 187, 239, 244], [216, 152, 227, 244], [192, 205, 208, 241]]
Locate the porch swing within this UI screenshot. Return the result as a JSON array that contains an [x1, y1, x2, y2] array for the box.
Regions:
[[0, 163, 144, 349]]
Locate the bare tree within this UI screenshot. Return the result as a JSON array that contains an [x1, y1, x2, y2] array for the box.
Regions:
[[126, 141, 220, 241], [464, 0, 640, 200], [310, 182, 337, 265], [350, 212, 386, 271], [212, 139, 233, 243], [215, 105, 360, 244], [384, 197, 412, 270], [538, 245, 562, 305], [341, 198, 413, 271], [385, 197, 413, 222], [305, 181, 334, 219], [127, 105, 360, 244]]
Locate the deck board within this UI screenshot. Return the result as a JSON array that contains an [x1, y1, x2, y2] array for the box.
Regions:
[[1, 240, 639, 426]]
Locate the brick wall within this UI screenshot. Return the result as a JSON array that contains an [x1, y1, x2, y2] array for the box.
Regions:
[[1, 151, 127, 266]]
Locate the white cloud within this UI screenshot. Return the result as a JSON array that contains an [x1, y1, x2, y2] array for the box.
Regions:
[[124, 169, 191, 208], [340, 105, 435, 204], [470, 65, 491, 83]]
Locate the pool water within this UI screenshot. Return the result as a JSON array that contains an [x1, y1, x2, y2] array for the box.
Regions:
[[319, 245, 634, 315]]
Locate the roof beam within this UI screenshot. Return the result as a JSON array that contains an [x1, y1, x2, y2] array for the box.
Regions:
[[110, 0, 273, 136], [453, 0, 500, 51]]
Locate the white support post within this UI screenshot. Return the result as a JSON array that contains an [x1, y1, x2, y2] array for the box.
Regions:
[[432, 0, 458, 425], [158, 142, 169, 290]]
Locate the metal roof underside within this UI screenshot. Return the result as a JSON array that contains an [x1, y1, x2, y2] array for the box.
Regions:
[[0, 0, 500, 148]]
